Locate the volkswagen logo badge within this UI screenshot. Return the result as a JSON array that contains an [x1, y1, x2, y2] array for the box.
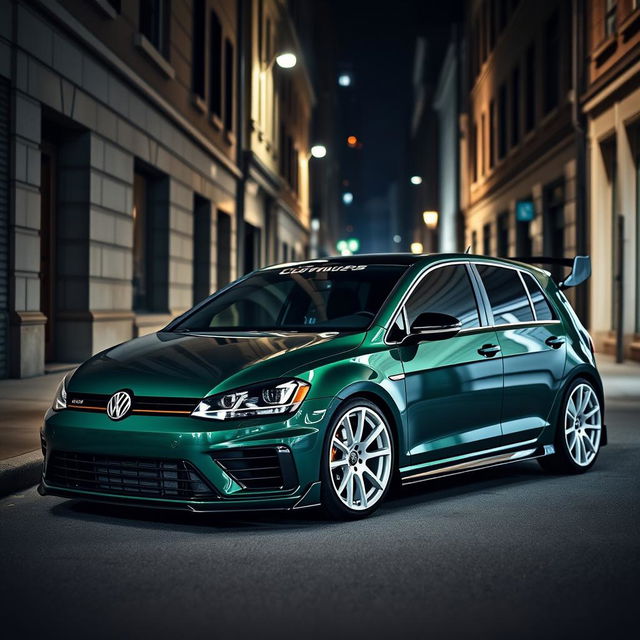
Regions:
[[106, 390, 133, 421]]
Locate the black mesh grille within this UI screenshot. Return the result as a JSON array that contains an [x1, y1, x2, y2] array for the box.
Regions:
[[212, 446, 298, 491], [45, 451, 215, 499]]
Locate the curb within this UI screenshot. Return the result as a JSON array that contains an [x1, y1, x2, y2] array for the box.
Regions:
[[0, 450, 42, 497]]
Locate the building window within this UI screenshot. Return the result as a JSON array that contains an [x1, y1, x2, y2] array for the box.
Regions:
[[605, 0, 617, 37], [511, 66, 520, 147], [543, 180, 566, 284], [139, 0, 170, 57], [489, 99, 495, 169], [224, 39, 234, 131], [216, 211, 232, 288], [471, 120, 478, 182], [471, 229, 478, 253], [543, 12, 559, 114], [525, 44, 535, 132], [498, 0, 508, 32], [481, 112, 486, 175], [209, 10, 222, 119], [193, 194, 211, 304], [192, 0, 205, 99], [497, 211, 509, 256], [483, 222, 492, 255], [133, 167, 169, 312], [488, 0, 496, 52], [498, 83, 507, 160]]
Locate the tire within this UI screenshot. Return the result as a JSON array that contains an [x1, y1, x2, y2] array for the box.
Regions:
[[538, 378, 603, 474], [320, 398, 395, 520]]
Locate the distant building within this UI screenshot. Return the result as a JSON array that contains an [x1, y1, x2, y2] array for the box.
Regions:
[[461, 0, 584, 305], [583, 0, 640, 361], [0, 0, 313, 378]]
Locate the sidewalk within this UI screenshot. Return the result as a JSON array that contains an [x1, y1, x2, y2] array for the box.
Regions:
[[0, 355, 638, 495], [0, 368, 73, 496]]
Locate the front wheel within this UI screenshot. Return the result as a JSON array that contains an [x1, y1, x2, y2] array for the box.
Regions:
[[321, 399, 394, 520], [539, 379, 603, 474]]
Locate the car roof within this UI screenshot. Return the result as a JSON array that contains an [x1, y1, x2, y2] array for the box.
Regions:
[[263, 253, 540, 270]]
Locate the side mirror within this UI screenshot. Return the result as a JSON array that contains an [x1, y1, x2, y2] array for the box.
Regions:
[[405, 312, 462, 344]]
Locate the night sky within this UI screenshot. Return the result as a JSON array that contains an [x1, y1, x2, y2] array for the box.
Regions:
[[328, 0, 463, 220]]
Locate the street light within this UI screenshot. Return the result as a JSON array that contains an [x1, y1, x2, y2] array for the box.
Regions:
[[310, 144, 327, 159], [423, 210, 439, 229], [338, 73, 352, 87], [410, 242, 424, 254], [342, 192, 354, 205], [264, 51, 297, 73], [275, 52, 297, 69], [410, 176, 423, 185]]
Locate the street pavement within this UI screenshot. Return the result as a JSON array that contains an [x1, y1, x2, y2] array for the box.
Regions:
[[0, 359, 638, 640]]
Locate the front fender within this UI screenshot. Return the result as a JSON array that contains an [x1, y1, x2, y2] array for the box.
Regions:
[[291, 354, 409, 466]]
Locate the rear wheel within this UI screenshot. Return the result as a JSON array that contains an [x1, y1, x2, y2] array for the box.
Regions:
[[539, 379, 602, 474], [321, 398, 394, 519]]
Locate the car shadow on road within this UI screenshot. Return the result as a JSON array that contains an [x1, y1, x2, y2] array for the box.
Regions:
[[47, 457, 589, 533]]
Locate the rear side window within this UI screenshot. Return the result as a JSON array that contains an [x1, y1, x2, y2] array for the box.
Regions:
[[522, 273, 556, 321], [477, 265, 534, 325], [405, 265, 480, 329]]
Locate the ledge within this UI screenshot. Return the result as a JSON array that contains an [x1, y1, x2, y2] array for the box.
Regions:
[[591, 34, 617, 67], [620, 8, 640, 41], [191, 93, 207, 114], [210, 113, 223, 131], [133, 33, 175, 79], [91, 0, 118, 19]]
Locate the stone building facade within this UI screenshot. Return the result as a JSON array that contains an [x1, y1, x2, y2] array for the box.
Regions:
[[462, 0, 586, 311], [0, 0, 313, 378], [583, 0, 640, 360]]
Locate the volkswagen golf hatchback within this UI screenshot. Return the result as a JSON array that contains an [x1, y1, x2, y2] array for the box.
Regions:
[[40, 253, 605, 519]]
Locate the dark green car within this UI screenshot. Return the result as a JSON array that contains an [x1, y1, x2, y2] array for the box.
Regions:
[[39, 253, 605, 519]]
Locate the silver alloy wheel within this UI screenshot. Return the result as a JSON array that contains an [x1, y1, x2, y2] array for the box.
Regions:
[[565, 383, 602, 467], [329, 406, 392, 511]]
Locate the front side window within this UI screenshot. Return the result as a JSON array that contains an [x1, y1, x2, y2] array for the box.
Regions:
[[173, 264, 407, 332], [405, 265, 481, 330], [477, 265, 534, 324]]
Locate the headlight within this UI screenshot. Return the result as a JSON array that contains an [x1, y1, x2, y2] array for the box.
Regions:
[[192, 379, 310, 420], [52, 369, 76, 411]]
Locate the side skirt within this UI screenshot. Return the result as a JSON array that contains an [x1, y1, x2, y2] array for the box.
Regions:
[[400, 444, 555, 486]]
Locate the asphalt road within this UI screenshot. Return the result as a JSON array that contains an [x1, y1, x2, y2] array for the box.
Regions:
[[1, 399, 638, 640]]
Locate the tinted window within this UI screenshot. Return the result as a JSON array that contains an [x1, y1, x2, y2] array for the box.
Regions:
[[174, 264, 407, 332], [522, 273, 555, 321], [477, 265, 534, 324], [405, 265, 480, 329]]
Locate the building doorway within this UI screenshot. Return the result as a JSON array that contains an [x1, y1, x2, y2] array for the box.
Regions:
[[40, 139, 57, 362], [543, 180, 565, 282]]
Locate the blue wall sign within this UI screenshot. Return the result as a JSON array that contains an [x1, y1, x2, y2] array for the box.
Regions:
[[516, 200, 535, 222]]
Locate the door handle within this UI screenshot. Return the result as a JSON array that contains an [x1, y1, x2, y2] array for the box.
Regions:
[[478, 343, 501, 357], [545, 336, 565, 349]]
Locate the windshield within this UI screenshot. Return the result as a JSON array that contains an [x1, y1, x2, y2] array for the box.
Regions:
[[173, 263, 407, 332]]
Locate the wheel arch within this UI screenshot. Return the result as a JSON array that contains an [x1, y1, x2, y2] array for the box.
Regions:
[[553, 366, 607, 446], [332, 382, 406, 470]]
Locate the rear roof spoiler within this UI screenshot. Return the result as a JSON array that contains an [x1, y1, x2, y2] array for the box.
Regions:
[[512, 256, 591, 290]]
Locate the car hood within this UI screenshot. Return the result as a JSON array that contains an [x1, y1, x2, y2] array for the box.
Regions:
[[69, 330, 365, 398]]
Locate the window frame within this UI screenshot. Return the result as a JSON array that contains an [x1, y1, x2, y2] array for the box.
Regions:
[[382, 261, 563, 346], [384, 261, 488, 345], [470, 262, 561, 328]]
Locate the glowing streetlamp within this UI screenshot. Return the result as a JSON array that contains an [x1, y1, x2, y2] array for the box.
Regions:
[[310, 145, 327, 159], [423, 210, 439, 229], [410, 242, 424, 254], [275, 52, 297, 69], [410, 176, 423, 185]]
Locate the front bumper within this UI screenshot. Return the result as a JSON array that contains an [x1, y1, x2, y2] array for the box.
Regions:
[[39, 397, 336, 512]]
